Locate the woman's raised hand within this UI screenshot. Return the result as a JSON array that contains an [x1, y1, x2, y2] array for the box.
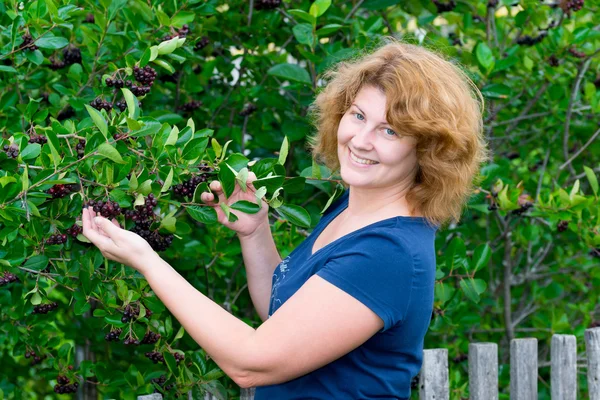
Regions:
[[200, 171, 269, 238]]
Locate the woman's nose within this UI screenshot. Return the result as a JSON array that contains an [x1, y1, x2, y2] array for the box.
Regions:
[[351, 126, 376, 149]]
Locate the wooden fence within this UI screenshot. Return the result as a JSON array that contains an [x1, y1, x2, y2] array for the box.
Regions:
[[138, 328, 600, 400]]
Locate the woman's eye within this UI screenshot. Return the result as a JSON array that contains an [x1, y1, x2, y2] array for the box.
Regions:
[[354, 113, 364, 121], [385, 128, 397, 136]]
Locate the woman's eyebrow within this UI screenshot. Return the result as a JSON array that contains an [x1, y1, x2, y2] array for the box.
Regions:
[[352, 103, 390, 125]]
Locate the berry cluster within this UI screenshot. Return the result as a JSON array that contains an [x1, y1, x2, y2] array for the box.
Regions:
[[121, 304, 139, 323], [563, 0, 584, 12], [178, 100, 202, 112], [57, 107, 75, 121], [46, 184, 77, 199], [46, 234, 68, 245], [173, 175, 209, 199], [106, 77, 132, 89], [0, 271, 18, 286], [557, 220, 569, 232], [124, 194, 157, 222], [105, 328, 122, 342], [134, 66, 157, 86], [568, 47, 586, 58], [90, 97, 113, 112], [33, 302, 59, 314], [131, 220, 174, 252], [115, 101, 127, 112], [141, 331, 161, 345], [28, 134, 47, 145], [130, 84, 151, 96], [76, 139, 85, 159], [124, 336, 141, 346], [163, 24, 190, 41], [54, 375, 79, 394], [66, 223, 83, 238], [548, 55, 560, 67], [239, 103, 257, 117], [151, 375, 175, 392], [3, 144, 19, 158], [20, 33, 38, 51], [254, 0, 281, 10], [517, 32, 547, 46], [432, 0, 456, 12], [512, 194, 534, 216], [86, 199, 122, 219], [194, 36, 210, 51], [145, 351, 184, 365], [48, 46, 82, 70], [25, 350, 45, 365]]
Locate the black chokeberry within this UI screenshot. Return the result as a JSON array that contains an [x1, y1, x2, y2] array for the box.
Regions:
[[46, 184, 77, 199], [239, 103, 257, 117], [20, 33, 38, 51], [28, 134, 48, 145], [254, 0, 281, 10], [0, 271, 18, 286], [179, 100, 202, 112], [46, 234, 68, 245], [432, 0, 456, 12], [90, 97, 112, 112], [32, 302, 59, 314], [3, 144, 19, 158], [194, 36, 210, 51]]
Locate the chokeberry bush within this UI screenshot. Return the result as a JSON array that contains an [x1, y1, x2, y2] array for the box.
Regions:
[[0, 0, 599, 399]]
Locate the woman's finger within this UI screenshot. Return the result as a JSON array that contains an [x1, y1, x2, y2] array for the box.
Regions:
[[82, 208, 115, 250]]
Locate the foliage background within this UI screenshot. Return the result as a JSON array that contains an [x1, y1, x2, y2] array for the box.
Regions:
[[0, 0, 599, 398]]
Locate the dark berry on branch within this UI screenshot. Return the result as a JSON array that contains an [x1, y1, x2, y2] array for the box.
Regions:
[[557, 220, 569, 232], [32, 302, 59, 314], [3, 144, 19, 158], [172, 172, 213, 199], [194, 36, 210, 51], [432, 0, 456, 13], [563, 0, 584, 12], [115, 101, 127, 112], [90, 97, 113, 112], [239, 103, 257, 117], [46, 184, 77, 199], [104, 328, 122, 342], [57, 107, 75, 121], [511, 194, 534, 216], [145, 351, 165, 364], [63, 46, 82, 66], [28, 134, 48, 145], [141, 331, 161, 344], [133, 65, 157, 86], [76, 139, 86, 159], [20, 33, 38, 51], [66, 224, 83, 238], [548, 55, 560, 67], [254, 0, 281, 10], [0, 271, 18, 286], [516, 32, 547, 46], [85, 199, 122, 219], [57, 375, 69, 385], [179, 100, 202, 112], [84, 13, 95, 23], [46, 234, 68, 245], [49, 57, 66, 70]]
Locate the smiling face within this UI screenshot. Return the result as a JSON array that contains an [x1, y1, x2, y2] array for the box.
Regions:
[[337, 85, 419, 192]]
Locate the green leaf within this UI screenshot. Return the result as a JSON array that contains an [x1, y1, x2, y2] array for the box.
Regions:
[[267, 64, 312, 85], [35, 36, 69, 49], [316, 24, 344, 37], [293, 23, 314, 48], [31, 292, 42, 305], [361, 0, 398, 9], [161, 168, 174, 193], [115, 280, 128, 302], [276, 204, 311, 228], [211, 138, 222, 158], [186, 206, 218, 224], [475, 42, 495, 73], [97, 143, 125, 164], [152, 59, 175, 73], [0, 66, 17, 73], [230, 200, 260, 214], [25, 50, 44, 65], [84, 105, 108, 138], [24, 255, 49, 271], [288, 9, 316, 26], [460, 278, 480, 303], [584, 166, 598, 195], [182, 138, 209, 160], [446, 237, 467, 271], [173, 326, 185, 341], [164, 352, 178, 375], [121, 88, 139, 119], [472, 244, 491, 272], [278, 136, 289, 165], [160, 216, 177, 233], [157, 37, 179, 55], [21, 143, 41, 160], [310, 0, 331, 16], [435, 282, 455, 304]]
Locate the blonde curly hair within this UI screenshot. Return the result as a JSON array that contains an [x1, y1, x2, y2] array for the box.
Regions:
[[307, 37, 490, 228]]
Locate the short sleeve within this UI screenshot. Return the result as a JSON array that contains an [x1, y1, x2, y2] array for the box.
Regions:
[[315, 228, 414, 332]]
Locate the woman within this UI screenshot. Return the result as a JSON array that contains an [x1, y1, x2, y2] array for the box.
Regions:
[[82, 37, 488, 399]]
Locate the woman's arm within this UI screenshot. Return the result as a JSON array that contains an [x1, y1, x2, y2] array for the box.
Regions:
[[237, 221, 282, 322]]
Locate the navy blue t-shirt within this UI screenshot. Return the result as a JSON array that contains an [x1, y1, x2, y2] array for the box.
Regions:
[[254, 189, 438, 400]]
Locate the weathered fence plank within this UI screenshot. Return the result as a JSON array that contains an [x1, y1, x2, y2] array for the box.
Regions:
[[240, 387, 256, 399], [469, 342, 498, 400], [510, 338, 538, 400], [585, 328, 600, 400], [419, 348, 449, 400], [551, 334, 577, 400]]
